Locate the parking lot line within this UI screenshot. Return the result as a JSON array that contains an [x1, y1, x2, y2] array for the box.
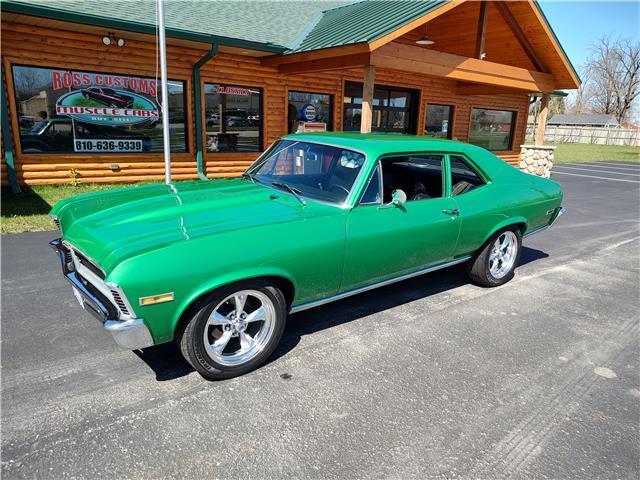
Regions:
[[551, 171, 640, 183], [582, 162, 640, 170], [554, 165, 640, 177]]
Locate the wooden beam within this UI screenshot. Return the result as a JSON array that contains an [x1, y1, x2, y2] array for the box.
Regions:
[[368, 0, 465, 51], [456, 83, 525, 96], [261, 43, 370, 67], [494, 1, 545, 72], [361, 64, 375, 134], [475, 0, 489, 59], [535, 93, 549, 145], [278, 52, 371, 74], [372, 43, 556, 92]]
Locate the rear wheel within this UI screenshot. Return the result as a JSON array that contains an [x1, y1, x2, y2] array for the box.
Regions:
[[178, 281, 286, 380], [467, 227, 522, 287]]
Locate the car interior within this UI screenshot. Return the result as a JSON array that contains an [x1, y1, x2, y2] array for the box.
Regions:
[[380, 155, 444, 202], [362, 154, 486, 204]]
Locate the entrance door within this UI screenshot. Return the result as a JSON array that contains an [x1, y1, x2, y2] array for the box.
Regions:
[[343, 82, 418, 134]]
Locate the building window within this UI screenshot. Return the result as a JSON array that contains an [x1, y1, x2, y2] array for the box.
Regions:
[[424, 104, 453, 139], [204, 83, 262, 152], [343, 82, 418, 134], [287, 91, 333, 133], [469, 108, 516, 151], [11, 64, 186, 154]]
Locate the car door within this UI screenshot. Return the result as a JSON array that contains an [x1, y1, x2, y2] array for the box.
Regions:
[[447, 154, 501, 257], [341, 153, 461, 292]]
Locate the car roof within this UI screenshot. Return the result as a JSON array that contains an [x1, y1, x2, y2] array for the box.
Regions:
[[280, 132, 516, 178], [283, 132, 480, 155]]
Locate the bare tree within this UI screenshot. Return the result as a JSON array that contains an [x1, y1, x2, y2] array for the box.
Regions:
[[586, 36, 640, 124], [566, 66, 593, 114]]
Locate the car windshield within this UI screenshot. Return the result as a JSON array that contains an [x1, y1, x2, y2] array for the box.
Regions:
[[30, 121, 48, 134], [247, 140, 366, 205]]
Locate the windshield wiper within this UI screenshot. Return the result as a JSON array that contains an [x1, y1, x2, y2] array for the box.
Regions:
[[271, 181, 306, 206], [241, 172, 261, 184]]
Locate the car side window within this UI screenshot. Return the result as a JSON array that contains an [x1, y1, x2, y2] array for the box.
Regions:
[[360, 163, 382, 204], [449, 156, 485, 196], [379, 154, 444, 202]]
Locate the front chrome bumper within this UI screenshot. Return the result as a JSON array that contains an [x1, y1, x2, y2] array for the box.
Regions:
[[50, 239, 154, 350]]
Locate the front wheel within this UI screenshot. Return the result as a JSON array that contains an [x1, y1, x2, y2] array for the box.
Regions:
[[467, 227, 522, 287], [178, 281, 287, 380]]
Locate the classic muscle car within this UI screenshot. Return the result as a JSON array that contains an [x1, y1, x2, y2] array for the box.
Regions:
[[50, 133, 564, 379], [81, 87, 134, 108]]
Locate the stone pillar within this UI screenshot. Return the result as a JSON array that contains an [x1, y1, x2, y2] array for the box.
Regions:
[[519, 145, 555, 178]]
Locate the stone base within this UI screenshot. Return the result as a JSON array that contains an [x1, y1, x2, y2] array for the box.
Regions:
[[519, 145, 555, 178]]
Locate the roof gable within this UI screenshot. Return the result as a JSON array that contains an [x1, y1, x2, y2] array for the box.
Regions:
[[291, 0, 448, 53]]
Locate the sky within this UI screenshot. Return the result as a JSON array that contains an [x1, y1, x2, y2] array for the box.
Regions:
[[538, 0, 640, 71]]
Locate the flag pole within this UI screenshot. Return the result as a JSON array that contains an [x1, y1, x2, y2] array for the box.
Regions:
[[158, 0, 171, 184]]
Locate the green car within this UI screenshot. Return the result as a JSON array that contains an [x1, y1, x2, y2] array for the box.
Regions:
[[50, 133, 564, 380]]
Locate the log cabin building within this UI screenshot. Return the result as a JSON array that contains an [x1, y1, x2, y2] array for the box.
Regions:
[[1, 0, 579, 191]]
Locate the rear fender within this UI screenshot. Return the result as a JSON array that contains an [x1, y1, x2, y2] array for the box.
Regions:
[[482, 216, 528, 245]]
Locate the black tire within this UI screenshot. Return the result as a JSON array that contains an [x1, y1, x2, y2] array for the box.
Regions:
[[467, 226, 522, 287], [177, 280, 287, 380]]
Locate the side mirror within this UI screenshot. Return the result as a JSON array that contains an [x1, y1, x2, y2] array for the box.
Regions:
[[380, 189, 407, 209], [391, 189, 407, 206]]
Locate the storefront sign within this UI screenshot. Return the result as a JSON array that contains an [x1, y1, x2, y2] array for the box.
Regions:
[[295, 121, 326, 132], [56, 89, 159, 126], [301, 104, 317, 121], [214, 85, 252, 96], [74, 139, 144, 153], [51, 71, 158, 95]]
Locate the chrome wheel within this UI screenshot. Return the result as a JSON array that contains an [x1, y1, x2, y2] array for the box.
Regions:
[[203, 289, 276, 367], [489, 231, 518, 279]]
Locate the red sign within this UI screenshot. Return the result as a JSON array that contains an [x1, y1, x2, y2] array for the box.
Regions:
[[215, 85, 251, 96], [51, 71, 158, 96]]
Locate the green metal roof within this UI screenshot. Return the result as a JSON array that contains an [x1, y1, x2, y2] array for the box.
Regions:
[[290, 0, 448, 53], [1, 0, 349, 52], [1, 0, 578, 85]]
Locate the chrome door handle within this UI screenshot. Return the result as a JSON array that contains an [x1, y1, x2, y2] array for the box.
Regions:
[[442, 208, 459, 216]]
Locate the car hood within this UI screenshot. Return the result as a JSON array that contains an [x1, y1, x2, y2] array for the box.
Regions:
[[52, 179, 335, 274]]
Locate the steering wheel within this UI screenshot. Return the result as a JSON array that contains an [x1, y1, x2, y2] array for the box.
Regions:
[[329, 185, 350, 196]]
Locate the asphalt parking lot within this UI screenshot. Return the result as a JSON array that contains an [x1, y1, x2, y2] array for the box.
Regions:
[[2, 161, 639, 479]]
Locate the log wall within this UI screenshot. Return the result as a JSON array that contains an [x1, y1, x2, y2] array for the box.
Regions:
[[1, 19, 529, 186]]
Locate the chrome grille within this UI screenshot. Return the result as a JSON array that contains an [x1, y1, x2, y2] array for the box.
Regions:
[[53, 218, 61, 229], [110, 289, 131, 316]]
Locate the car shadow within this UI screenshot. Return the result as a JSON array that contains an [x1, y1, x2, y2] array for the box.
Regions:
[[134, 246, 548, 381]]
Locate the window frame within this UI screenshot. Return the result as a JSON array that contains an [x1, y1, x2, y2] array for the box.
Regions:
[[287, 90, 334, 132], [343, 81, 420, 134], [9, 62, 189, 156], [468, 107, 517, 152], [357, 152, 448, 206], [203, 82, 264, 154], [424, 103, 454, 139], [446, 153, 490, 197]]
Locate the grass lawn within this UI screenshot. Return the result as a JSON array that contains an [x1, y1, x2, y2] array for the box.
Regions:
[[550, 143, 640, 164], [1, 183, 138, 234]]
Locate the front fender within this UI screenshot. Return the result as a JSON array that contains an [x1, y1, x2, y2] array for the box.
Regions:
[[170, 266, 297, 338]]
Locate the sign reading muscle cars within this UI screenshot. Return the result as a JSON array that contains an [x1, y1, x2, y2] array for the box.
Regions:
[[53, 71, 160, 127], [11, 64, 188, 155]]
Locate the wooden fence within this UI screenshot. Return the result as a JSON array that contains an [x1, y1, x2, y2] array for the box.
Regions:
[[526, 125, 640, 147]]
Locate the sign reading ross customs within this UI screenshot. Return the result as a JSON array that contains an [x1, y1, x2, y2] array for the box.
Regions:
[[53, 70, 160, 153]]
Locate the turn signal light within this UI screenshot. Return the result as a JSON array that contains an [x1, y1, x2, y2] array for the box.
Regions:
[[139, 292, 174, 306]]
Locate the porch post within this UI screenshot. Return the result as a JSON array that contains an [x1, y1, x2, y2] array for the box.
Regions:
[[535, 93, 549, 146], [361, 64, 375, 134]]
